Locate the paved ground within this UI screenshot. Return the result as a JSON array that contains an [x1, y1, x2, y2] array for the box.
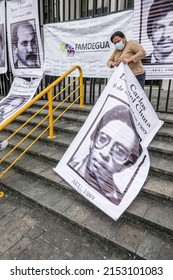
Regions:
[[0, 186, 135, 260]]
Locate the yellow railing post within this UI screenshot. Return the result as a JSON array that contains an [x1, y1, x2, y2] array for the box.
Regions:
[[79, 67, 84, 108], [0, 65, 85, 178], [48, 88, 56, 139]]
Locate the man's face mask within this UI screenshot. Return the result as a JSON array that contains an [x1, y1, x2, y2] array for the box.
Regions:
[[115, 40, 125, 51]]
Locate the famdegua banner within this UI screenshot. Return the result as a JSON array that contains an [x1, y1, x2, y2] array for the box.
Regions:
[[134, 0, 173, 80], [0, 76, 42, 125], [6, 0, 44, 77], [0, 0, 7, 74], [54, 63, 163, 221], [44, 10, 134, 78]]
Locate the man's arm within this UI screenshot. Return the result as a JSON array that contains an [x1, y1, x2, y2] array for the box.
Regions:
[[128, 40, 146, 63], [107, 50, 122, 68]]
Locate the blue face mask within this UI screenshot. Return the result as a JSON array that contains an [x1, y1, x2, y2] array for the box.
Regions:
[[115, 41, 125, 51]]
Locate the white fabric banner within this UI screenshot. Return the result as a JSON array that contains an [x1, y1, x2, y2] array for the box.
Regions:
[[6, 0, 44, 77], [134, 0, 173, 80], [44, 10, 134, 78], [0, 0, 7, 74], [54, 63, 163, 221], [0, 76, 42, 125]]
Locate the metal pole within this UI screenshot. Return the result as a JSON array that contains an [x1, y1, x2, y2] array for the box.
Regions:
[[48, 88, 56, 138]]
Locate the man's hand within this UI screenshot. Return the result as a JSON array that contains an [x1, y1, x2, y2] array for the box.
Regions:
[[111, 61, 121, 67]]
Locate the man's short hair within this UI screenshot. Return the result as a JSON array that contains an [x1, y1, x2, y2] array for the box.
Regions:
[[11, 20, 35, 47], [110, 31, 125, 43], [90, 105, 142, 165], [147, 0, 173, 39]]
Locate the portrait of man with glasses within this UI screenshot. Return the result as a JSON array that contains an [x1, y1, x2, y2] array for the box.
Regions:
[[68, 104, 142, 206]]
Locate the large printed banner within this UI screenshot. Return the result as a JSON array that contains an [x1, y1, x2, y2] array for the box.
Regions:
[[44, 10, 133, 78], [0, 76, 42, 125], [6, 0, 44, 77], [54, 63, 163, 221], [134, 0, 173, 80], [0, 0, 7, 74]]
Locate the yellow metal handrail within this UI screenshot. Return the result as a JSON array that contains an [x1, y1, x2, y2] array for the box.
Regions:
[[0, 65, 84, 178]]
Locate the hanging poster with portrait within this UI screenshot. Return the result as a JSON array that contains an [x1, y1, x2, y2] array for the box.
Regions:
[[44, 10, 134, 78], [54, 63, 163, 221], [6, 0, 44, 77], [0, 76, 42, 125], [0, 0, 7, 74], [134, 0, 173, 79]]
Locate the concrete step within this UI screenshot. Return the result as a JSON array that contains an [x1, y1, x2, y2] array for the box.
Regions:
[[29, 101, 173, 124], [2, 137, 173, 183], [1, 123, 173, 182], [2, 123, 75, 148], [2, 99, 172, 146], [3, 110, 173, 154], [27, 99, 93, 115], [1, 117, 173, 200], [1, 145, 173, 236], [15, 114, 82, 135], [20, 109, 88, 126], [1, 169, 173, 260], [150, 153, 173, 180], [149, 139, 173, 159], [1, 102, 173, 260], [0, 186, 134, 260], [1, 141, 173, 199], [157, 112, 173, 124]]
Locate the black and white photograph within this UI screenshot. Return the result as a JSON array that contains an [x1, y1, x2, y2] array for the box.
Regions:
[[6, 0, 44, 77], [54, 63, 163, 220], [54, 63, 162, 220], [0, 0, 7, 74], [140, 0, 173, 64], [0, 23, 5, 67], [134, 0, 173, 79], [0, 94, 30, 123], [68, 101, 143, 206], [11, 19, 41, 69], [0, 76, 42, 125]]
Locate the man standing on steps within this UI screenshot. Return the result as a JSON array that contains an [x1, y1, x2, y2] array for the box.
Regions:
[[68, 104, 142, 205]]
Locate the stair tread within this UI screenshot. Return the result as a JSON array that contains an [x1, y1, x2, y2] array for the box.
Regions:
[[158, 126, 173, 137], [29, 99, 93, 112], [150, 154, 173, 174], [1, 101, 173, 260], [20, 109, 88, 123], [157, 112, 173, 123], [1, 152, 173, 228], [150, 139, 173, 153], [1, 169, 173, 260], [1, 131, 173, 202], [2, 135, 173, 176]]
